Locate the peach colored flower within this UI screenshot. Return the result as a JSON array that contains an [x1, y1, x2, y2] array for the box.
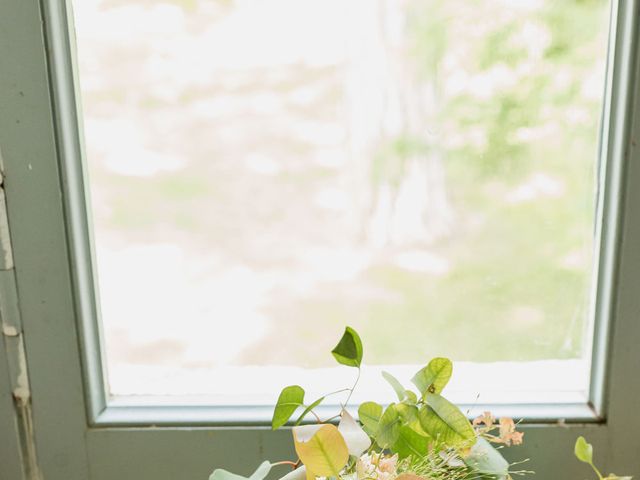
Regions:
[[498, 417, 524, 446], [472, 411, 495, 428], [357, 453, 398, 480]]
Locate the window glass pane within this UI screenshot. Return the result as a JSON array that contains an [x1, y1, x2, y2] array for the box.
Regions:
[[72, 0, 611, 404]]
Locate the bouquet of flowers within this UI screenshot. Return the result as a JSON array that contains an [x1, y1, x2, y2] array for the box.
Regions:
[[210, 326, 527, 480]]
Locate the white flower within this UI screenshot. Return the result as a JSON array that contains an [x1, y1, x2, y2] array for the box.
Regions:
[[356, 453, 398, 480]]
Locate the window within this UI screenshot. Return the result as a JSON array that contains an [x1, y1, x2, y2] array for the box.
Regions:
[[1, 0, 639, 478], [73, 0, 609, 413]]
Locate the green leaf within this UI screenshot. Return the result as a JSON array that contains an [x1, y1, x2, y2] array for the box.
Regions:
[[358, 401, 383, 436], [395, 403, 426, 435], [210, 461, 272, 480], [464, 437, 509, 476], [605, 475, 633, 480], [376, 404, 401, 447], [411, 358, 453, 396], [403, 390, 418, 405], [272, 385, 305, 430], [293, 424, 349, 477], [575, 436, 593, 464], [382, 371, 406, 401], [392, 425, 429, 459], [418, 393, 475, 446], [295, 397, 325, 425], [331, 326, 363, 368]]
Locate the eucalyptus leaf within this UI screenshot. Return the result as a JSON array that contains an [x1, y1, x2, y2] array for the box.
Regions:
[[331, 327, 363, 368], [210, 461, 272, 480], [574, 436, 593, 464], [277, 466, 307, 480], [392, 425, 429, 459], [411, 358, 452, 396], [382, 371, 406, 401], [463, 437, 509, 477], [272, 385, 305, 430], [418, 394, 475, 446], [338, 409, 371, 456], [376, 403, 401, 447], [293, 424, 349, 477], [358, 401, 383, 436]]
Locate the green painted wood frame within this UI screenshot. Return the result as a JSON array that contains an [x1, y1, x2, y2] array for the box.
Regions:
[[1, 0, 639, 478]]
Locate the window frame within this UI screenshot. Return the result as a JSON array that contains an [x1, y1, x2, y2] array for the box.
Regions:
[[1, 0, 640, 478]]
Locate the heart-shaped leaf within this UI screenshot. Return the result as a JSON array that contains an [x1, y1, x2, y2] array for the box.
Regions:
[[331, 327, 363, 368], [293, 424, 349, 477], [338, 409, 371, 456], [210, 461, 272, 480], [464, 437, 509, 476], [575, 436, 593, 464], [272, 385, 305, 430], [376, 404, 401, 447], [358, 401, 383, 436], [411, 358, 452, 396], [419, 393, 475, 446]]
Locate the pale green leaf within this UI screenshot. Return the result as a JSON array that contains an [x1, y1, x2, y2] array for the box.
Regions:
[[338, 409, 371, 456], [411, 358, 453, 396], [464, 437, 509, 476], [376, 403, 401, 447], [331, 327, 363, 368], [249, 462, 273, 480], [418, 393, 475, 446], [392, 425, 429, 459], [210, 461, 272, 480], [358, 401, 383, 436], [605, 475, 633, 480], [293, 424, 349, 477], [575, 436, 593, 464], [382, 371, 406, 401], [277, 466, 307, 480], [403, 390, 418, 405], [272, 385, 305, 430], [574, 436, 593, 465]]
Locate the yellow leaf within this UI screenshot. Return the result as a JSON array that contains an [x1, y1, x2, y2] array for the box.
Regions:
[[293, 424, 349, 478], [305, 468, 315, 480]]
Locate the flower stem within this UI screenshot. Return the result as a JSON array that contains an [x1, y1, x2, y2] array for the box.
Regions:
[[344, 367, 361, 408]]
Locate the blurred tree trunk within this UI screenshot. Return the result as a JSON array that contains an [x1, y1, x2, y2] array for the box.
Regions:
[[345, 0, 453, 248]]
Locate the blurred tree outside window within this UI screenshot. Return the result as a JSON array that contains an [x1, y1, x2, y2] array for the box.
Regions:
[[72, 0, 610, 401]]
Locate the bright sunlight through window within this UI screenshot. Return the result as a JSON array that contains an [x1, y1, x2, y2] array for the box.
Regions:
[[71, 0, 611, 408]]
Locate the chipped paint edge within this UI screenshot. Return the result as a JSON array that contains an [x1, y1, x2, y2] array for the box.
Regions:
[[0, 155, 42, 479]]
